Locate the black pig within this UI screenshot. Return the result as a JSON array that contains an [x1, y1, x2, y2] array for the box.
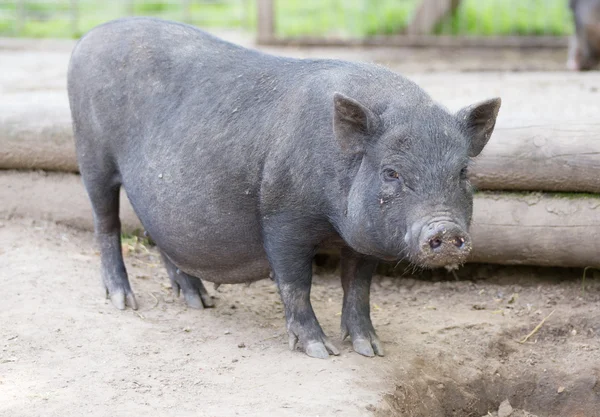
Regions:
[[68, 18, 501, 358]]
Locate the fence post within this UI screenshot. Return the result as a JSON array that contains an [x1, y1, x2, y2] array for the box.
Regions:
[[127, 0, 135, 16], [257, 0, 274, 43], [15, 0, 25, 35], [407, 0, 462, 35], [70, 0, 79, 37], [243, 0, 252, 30], [182, 0, 191, 23]]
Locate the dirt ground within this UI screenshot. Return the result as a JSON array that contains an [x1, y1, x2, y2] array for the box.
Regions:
[[1, 218, 599, 417], [1, 33, 600, 417]]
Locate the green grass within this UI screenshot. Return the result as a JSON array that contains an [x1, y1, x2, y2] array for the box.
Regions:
[[274, 0, 416, 38], [437, 0, 573, 36], [0, 0, 574, 39], [121, 231, 155, 248]]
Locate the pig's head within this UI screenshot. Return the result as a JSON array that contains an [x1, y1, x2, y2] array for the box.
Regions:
[[334, 93, 501, 268]]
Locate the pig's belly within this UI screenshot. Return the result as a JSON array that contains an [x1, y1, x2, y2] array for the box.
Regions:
[[123, 183, 271, 284], [148, 219, 272, 284], [146, 213, 272, 284], [175, 257, 272, 284]]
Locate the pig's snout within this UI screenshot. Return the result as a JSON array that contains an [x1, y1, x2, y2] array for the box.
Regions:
[[416, 221, 471, 267]]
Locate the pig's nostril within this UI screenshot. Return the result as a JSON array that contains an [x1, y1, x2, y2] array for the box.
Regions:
[[429, 238, 442, 250], [453, 236, 465, 248]]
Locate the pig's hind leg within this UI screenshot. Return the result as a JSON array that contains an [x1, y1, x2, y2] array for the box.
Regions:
[[160, 252, 214, 309], [81, 167, 138, 310]]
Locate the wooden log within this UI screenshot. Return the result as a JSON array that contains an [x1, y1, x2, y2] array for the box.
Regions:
[[2, 108, 598, 193], [1, 171, 599, 268], [0, 170, 141, 233], [2, 120, 599, 193], [469, 192, 600, 267], [257, 34, 568, 49], [2, 90, 599, 193], [0, 93, 78, 172], [470, 123, 600, 193]]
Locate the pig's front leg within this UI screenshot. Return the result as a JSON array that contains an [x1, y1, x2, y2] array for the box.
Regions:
[[340, 247, 383, 357], [263, 219, 340, 359]]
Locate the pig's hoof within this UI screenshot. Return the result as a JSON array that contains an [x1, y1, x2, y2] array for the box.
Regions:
[[351, 337, 384, 358], [305, 343, 330, 359], [106, 287, 138, 310], [342, 326, 384, 357], [171, 274, 214, 309], [288, 332, 340, 359]]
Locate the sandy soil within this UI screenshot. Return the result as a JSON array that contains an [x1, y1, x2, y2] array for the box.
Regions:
[[1, 218, 599, 417]]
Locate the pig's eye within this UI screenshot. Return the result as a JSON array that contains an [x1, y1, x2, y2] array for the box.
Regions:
[[383, 168, 401, 182], [460, 167, 469, 180]]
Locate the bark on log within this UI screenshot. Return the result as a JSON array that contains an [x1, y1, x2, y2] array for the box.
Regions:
[[1, 171, 599, 268], [469, 192, 600, 267], [470, 123, 600, 193]]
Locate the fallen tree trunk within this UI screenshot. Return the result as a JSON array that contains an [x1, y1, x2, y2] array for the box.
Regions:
[[0, 93, 78, 172], [1, 171, 599, 268], [470, 123, 600, 193], [0, 170, 141, 232], [469, 192, 600, 267], [2, 98, 600, 192]]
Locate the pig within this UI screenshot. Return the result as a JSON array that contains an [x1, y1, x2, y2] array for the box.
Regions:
[[568, 0, 600, 70], [68, 18, 501, 359]]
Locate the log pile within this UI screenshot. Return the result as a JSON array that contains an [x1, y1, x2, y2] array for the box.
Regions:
[[1, 102, 599, 268]]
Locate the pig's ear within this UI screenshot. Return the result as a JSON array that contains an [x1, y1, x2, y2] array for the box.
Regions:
[[333, 92, 379, 154], [457, 98, 501, 157]]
